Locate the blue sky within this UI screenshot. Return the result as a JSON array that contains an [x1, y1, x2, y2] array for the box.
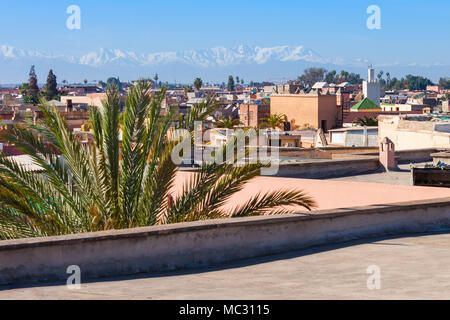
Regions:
[[0, 0, 449, 65]]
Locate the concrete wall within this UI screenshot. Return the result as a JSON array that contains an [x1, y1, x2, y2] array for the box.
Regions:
[[330, 148, 439, 163], [396, 148, 437, 163], [345, 132, 379, 147], [278, 146, 379, 160], [378, 115, 450, 150], [2, 197, 450, 285], [275, 158, 380, 178]]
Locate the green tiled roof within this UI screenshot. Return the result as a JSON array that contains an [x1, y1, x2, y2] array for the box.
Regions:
[[351, 98, 381, 110]]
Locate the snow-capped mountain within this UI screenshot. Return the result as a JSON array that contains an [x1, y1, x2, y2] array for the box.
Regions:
[[1, 44, 325, 68], [0, 44, 447, 83], [78, 45, 327, 68]]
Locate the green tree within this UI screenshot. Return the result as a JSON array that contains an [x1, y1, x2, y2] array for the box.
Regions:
[[404, 75, 433, 91], [377, 71, 384, 81], [44, 69, 58, 101], [438, 77, 450, 89], [107, 77, 122, 91], [0, 81, 315, 239], [298, 68, 327, 87], [353, 117, 378, 126], [193, 78, 203, 91], [261, 114, 287, 129], [439, 94, 450, 102], [26, 66, 39, 104], [215, 116, 240, 129], [339, 70, 363, 84], [325, 70, 337, 84], [227, 75, 235, 91]]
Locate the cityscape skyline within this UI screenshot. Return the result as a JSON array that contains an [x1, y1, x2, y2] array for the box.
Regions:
[[0, 0, 449, 84], [0, 42, 449, 85]]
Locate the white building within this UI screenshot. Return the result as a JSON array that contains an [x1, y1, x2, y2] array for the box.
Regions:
[[363, 66, 381, 106], [328, 126, 379, 147]]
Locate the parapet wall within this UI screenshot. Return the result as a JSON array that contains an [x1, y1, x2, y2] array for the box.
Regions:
[[276, 157, 380, 178], [278, 147, 379, 159], [330, 148, 440, 164], [2, 197, 450, 285]]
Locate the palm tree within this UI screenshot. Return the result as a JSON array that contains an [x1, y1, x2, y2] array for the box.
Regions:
[[0, 81, 315, 240], [215, 116, 240, 129], [193, 78, 203, 91], [353, 117, 378, 126], [262, 114, 287, 130], [377, 71, 384, 81]]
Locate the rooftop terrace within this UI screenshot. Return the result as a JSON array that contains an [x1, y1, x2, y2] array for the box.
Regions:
[[2, 232, 450, 300]]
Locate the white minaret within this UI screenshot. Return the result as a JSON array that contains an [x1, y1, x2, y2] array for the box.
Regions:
[[363, 65, 381, 105], [368, 66, 375, 83]]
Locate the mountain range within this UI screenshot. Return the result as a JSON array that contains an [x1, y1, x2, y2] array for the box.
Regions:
[[0, 44, 448, 84]]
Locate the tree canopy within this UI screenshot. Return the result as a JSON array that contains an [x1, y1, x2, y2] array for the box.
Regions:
[[227, 75, 235, 91], [385, 74, 434, 91], [298, 68, 327, 87], [24, 65, 40, 104], [193, 78, 203, 91], [44, 69, 58, 101], [107, 77, 122, 91]]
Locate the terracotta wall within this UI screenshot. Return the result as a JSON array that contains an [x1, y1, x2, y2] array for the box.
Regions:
[[271, 94, 337, 131]]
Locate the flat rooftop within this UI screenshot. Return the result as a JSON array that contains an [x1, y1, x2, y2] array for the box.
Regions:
[[174, 168, 450, 213], [2, 232, 450, 299], [328, 162, 424, 186], [2, 163, 450, 299]]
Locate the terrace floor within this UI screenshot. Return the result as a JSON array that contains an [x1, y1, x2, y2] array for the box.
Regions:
[[2, 232, 450, 299], [1, 163, 450, 299], [175, 166, 450, 213], [328, 162, 425, 186]]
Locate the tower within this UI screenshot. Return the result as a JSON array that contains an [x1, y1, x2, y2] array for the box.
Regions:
[[363, 65, 381, 106]]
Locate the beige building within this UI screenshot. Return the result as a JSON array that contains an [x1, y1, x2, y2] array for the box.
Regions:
[[378, 115, 450, 150], [60, 93, 107, 109], [270, 91, 339, 131], [381, 103, 426, 112]]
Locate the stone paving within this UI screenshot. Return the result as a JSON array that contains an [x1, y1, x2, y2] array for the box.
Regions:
[[2, 232, 450, 300], [329, 162, 423, 186]]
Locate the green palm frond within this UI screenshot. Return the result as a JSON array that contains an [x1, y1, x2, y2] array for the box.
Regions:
[[0, 79, 316, 240]]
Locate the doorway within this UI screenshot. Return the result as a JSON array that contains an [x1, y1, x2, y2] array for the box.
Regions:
[[321, 120, 327, 132]]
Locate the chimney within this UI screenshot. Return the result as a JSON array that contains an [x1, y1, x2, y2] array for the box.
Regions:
[[379, 137, 397, 171]]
